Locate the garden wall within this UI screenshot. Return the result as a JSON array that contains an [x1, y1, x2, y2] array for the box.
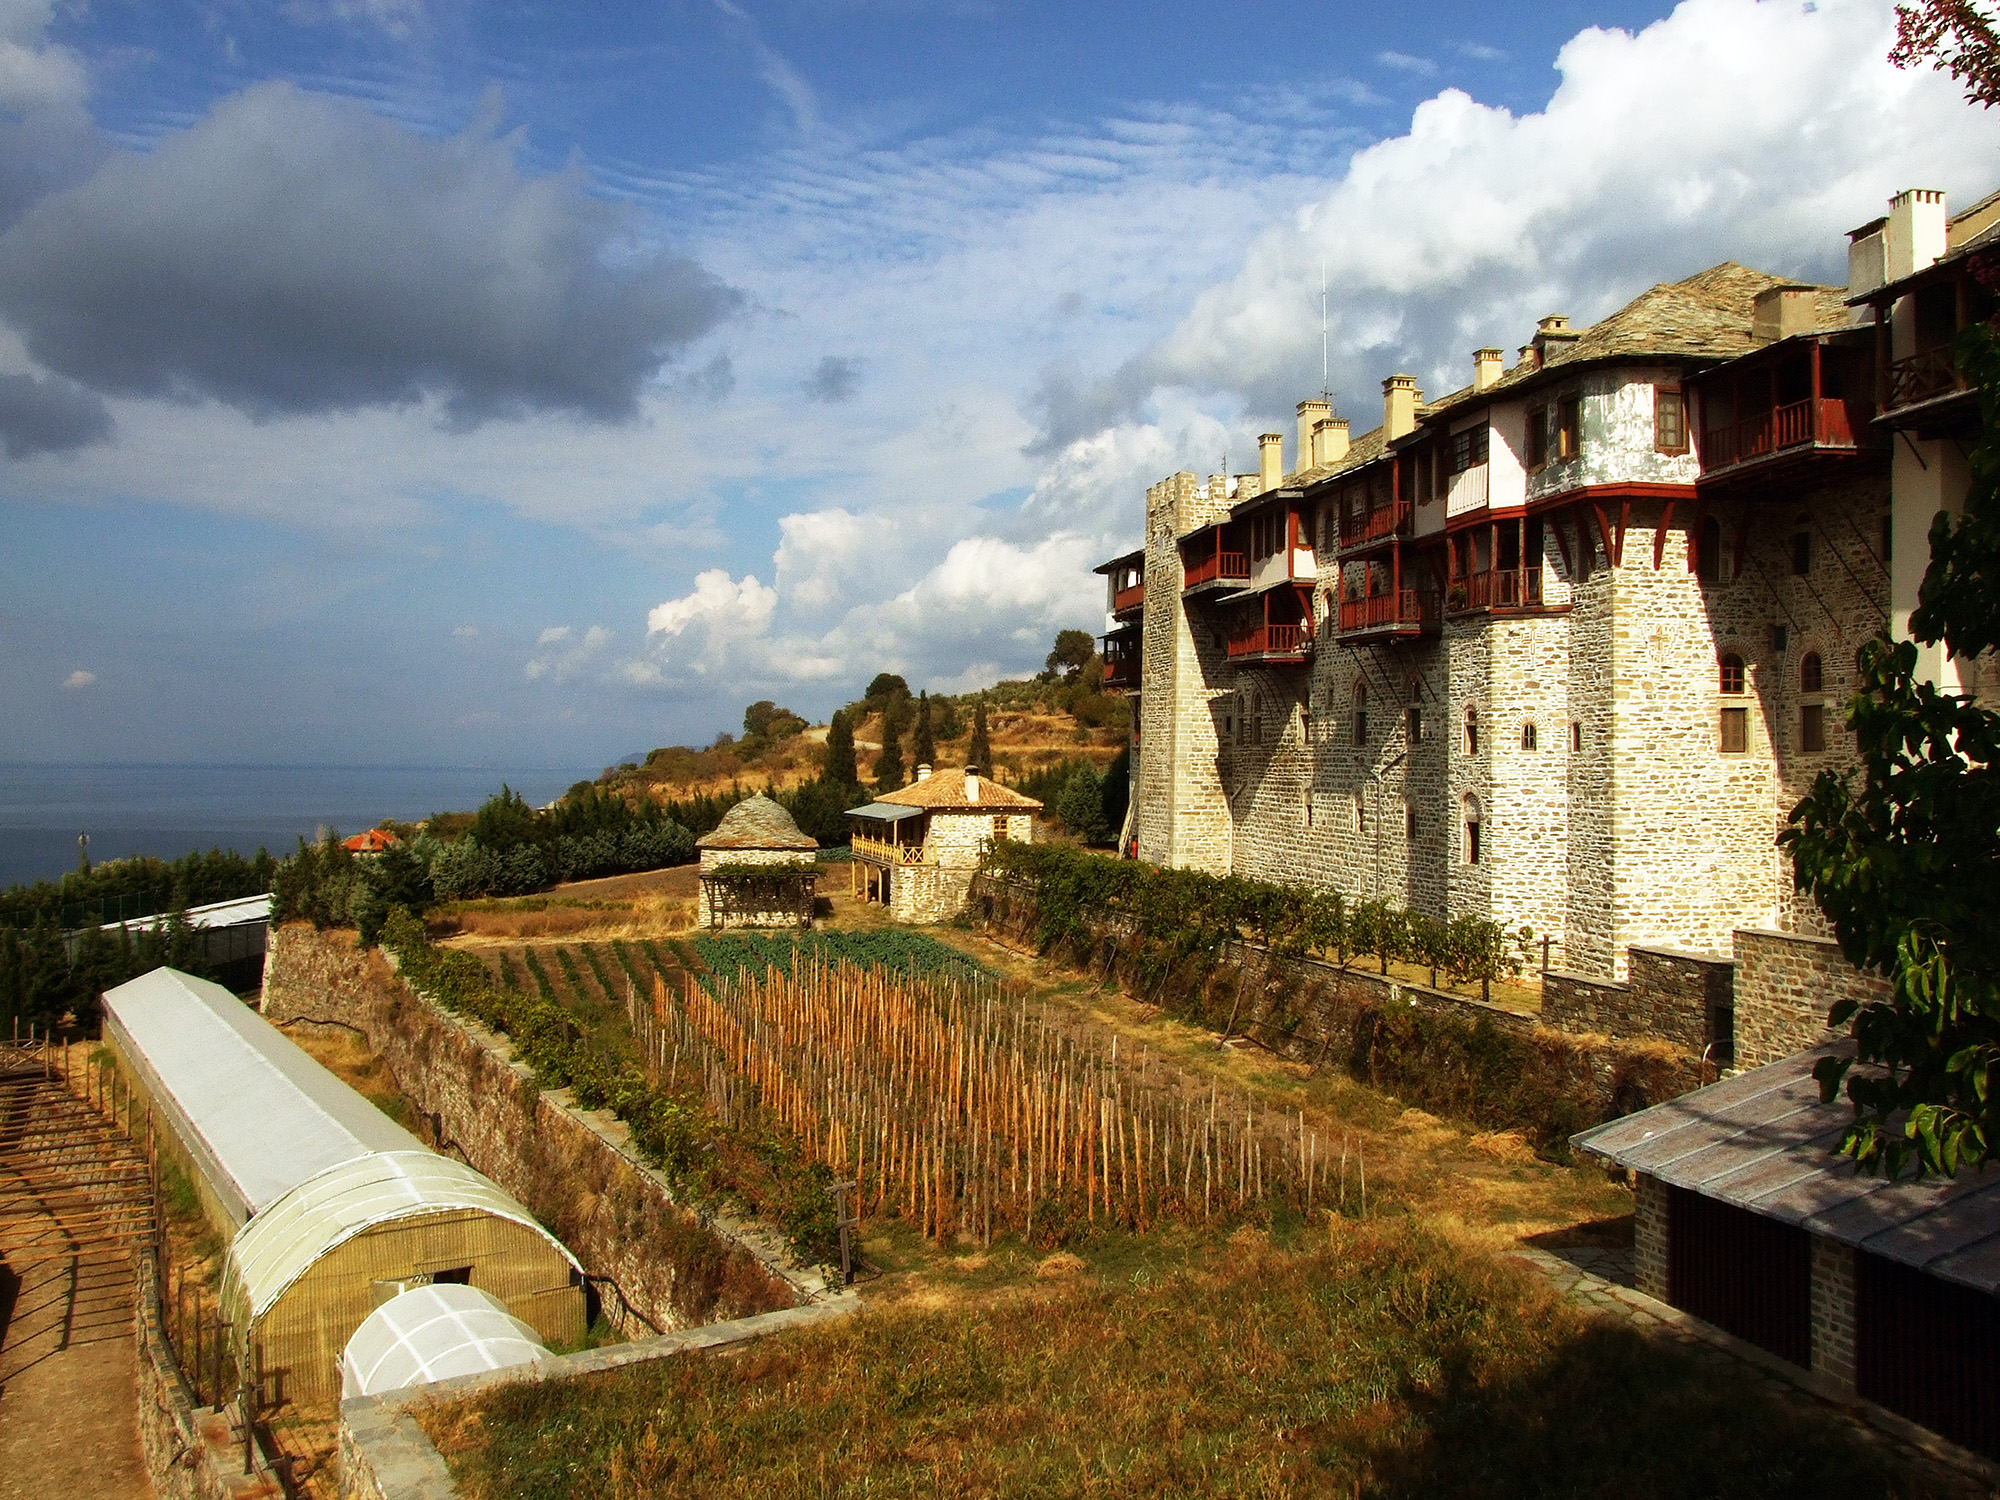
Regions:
[[1731, 928, 1892, 1070], [1541, 946, 1736, 1059], [261, 925, 806, 1339], [969, 875, 1697, 1145]]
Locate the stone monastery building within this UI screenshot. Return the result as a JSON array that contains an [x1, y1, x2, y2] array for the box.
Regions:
[[1101, 185, 1995, 993]]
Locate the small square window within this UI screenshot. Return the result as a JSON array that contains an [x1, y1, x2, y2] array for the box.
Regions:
[[1720, 706, 1749, 754], [992, 816, 1010, 840], [1801, 703, 1826, 753]]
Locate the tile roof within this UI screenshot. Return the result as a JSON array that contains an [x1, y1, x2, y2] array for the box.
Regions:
[[1574, 1043, 2000, 1296], [1285, 423, 1391, 490], [694, 793, 818, 850], [875, 766, 1043, 811]]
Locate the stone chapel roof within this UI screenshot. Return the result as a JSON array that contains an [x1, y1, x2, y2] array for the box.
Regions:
[[875, 767, 1043, 812], [694, 793, 819, 851]]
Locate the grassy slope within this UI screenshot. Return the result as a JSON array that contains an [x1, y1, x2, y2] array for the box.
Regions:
[[423, 1221, 1890, 1500]]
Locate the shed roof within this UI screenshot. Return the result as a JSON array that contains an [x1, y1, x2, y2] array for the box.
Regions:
[[102, 967, 423, 1222], [102, 892, 273, 936], [1573, 1044, 2000, 1295], [340, 1282, 548, 1399], [223, 1150, 581, 1325], [695, 793, 818, 851], [874, 767, 1042, 811]]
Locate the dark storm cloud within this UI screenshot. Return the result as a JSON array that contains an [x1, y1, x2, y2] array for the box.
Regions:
[[0, 371, 113, 458], [0, 83, 742, 427], [803, 354, 861, 404]]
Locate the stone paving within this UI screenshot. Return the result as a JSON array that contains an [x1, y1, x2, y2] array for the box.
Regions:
[[1511, 1245, 2000, 1499]]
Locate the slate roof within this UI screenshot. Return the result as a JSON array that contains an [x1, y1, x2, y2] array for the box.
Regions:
[[694, 793, 818, 851], [875, 767, 1043, 811], [1574, 1043, 2000, 1295], [1278, 263, 1849, 490]]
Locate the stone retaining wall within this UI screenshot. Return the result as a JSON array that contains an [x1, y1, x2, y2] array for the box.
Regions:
[[261, 925, 806, 1339], [135, 1249, 282, 1499], [1733, 928, 1892, 1071], [1542, 945, 1735, 1058]]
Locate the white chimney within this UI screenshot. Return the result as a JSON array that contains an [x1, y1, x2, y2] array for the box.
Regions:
[[964, 767, 979, 801], [1312, 417, 1350, 467], [917, 764, 932, 781], [1296, 398, 1332, 468], [1381, 374, 1418, 441], [1886, 188, 1947, 282], [1847, 216, 1888, 302], [1473, 348, 1504, 392]]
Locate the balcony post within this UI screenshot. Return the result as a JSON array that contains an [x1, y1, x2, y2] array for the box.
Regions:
[[1810, 340, 1823, 443]]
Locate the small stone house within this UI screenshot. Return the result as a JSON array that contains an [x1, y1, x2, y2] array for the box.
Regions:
[[847, 766, 1040, 923], [694, 794, 819, 929], [1575, 1044, 2000, 1461]]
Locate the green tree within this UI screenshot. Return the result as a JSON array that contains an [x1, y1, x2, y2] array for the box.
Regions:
[[1054, 764, 1109, 844], [865, 672, 910, 707], [1893, 0, 2000, 105], [470, 785, 539, 852], [1782, 320, 2000, 1177], [910, 691, 937, 769], [969, 695, 992, 773], [874, 713, 905, 791], [1046, 628, 1097, 680], [822, 709, 860, 787]]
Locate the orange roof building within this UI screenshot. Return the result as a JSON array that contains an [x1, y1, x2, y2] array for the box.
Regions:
[[846, 765, 1039, 924], [341, 829, 400, 855]]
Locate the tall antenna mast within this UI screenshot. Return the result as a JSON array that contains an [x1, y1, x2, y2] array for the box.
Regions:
[[1320, 261, 1330, 400]]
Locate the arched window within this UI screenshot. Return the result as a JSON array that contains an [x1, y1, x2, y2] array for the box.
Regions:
[[1800, 651, 1823, 695], [1697, 516, 1722, 584], [1719, 654, 1749, 754], [1405, 806, 1418, 840], [1463, 794, 1482, 865], [1464, 705, 1480, 756], [1719, 654, 1746, 695], [1352, 678, 1369, 746], [1521, 720, 1538, 751]]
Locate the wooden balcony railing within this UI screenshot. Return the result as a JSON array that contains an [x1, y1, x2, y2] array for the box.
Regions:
[[1111, 582, 1145, 614], [1887, 347, 1963, 410], [1226, 621, 1310, 658], [1182, 549, 1250, 589], [1337, 590, 1436, 633], [851, 833, 928, 865], [1702, 397, 1861, 470], [1340, 500, 1412, 548], [1449, 568, 1544, 612]]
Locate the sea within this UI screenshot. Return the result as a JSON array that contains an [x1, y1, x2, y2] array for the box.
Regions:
[[0, 763, 600, 890]]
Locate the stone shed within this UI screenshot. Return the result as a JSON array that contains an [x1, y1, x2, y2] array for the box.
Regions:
[[1575, 1043, 2000, 1461], [847, 765, 1040, 923], [695, 794, 820, 929]]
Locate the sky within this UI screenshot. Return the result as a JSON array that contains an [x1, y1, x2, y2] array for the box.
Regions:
[[0, 0, 1996, 769]]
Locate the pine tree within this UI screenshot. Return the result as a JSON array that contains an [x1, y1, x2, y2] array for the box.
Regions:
[[822, 709, 859, 787], [911, 691, 937, 770], [969, 695, 991, 773], [874, 713, 904, 791]]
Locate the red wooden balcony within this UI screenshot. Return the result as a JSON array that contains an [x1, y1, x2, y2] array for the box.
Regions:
[[1340, 500, 1412, 549], [1886, 347, 1963, 411], [1101, 628, 1141, 691], [1702, 397, 1861, 472], [1337, 590, 1436, 635], [1111, 581, 1145, 615], [1449, 568, 1544, 613], [1225, 620, 1310, 659], [1182, 548, 1249, 590]]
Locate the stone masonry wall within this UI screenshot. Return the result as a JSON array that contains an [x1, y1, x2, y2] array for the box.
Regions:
[[1732, 927, 1892, 1070], [135, 1248, 279, 1500], [262, 925, 804, 1338], [1633, 1171, 1671, 1302], [1811, 1235, 1858, 1392], [1541, 944, 1733, 1059], [696, 847, 814, 928]]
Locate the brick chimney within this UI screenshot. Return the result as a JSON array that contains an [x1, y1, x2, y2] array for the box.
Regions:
[[1518, 343, 1538, 371], [964, 767, 979, 801], [1886, 188, 1947, 281], [1381, 374, 1418, 440], [1296, 398, 1332, 468], [1258, 432, 1283, 492], [1312, 417, 1349, 467], [1473, 347, 1504, 392]]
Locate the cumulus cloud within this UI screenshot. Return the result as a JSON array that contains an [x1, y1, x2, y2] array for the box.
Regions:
[[0, 370, 112, 457], [524, 623, 611, 682], [803, 355, 861, 404], [0, 82, 742, 427], [1035, 0, 2000, 450], [0, 0, 100, 230], [774, 508, 894, 610], [632, 566, 841, 685], [62, 668, 94, 689], [648, 568, 777, 638]]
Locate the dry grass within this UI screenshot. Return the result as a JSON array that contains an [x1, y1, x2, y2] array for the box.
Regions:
[[423, 1217, 1895, 1500]]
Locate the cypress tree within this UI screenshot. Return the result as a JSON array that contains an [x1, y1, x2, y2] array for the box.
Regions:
[[911, 691, 936, 770], [874, 713, 904, 791], [822, 709, 859, 787], [969, 695, 992, 773]]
